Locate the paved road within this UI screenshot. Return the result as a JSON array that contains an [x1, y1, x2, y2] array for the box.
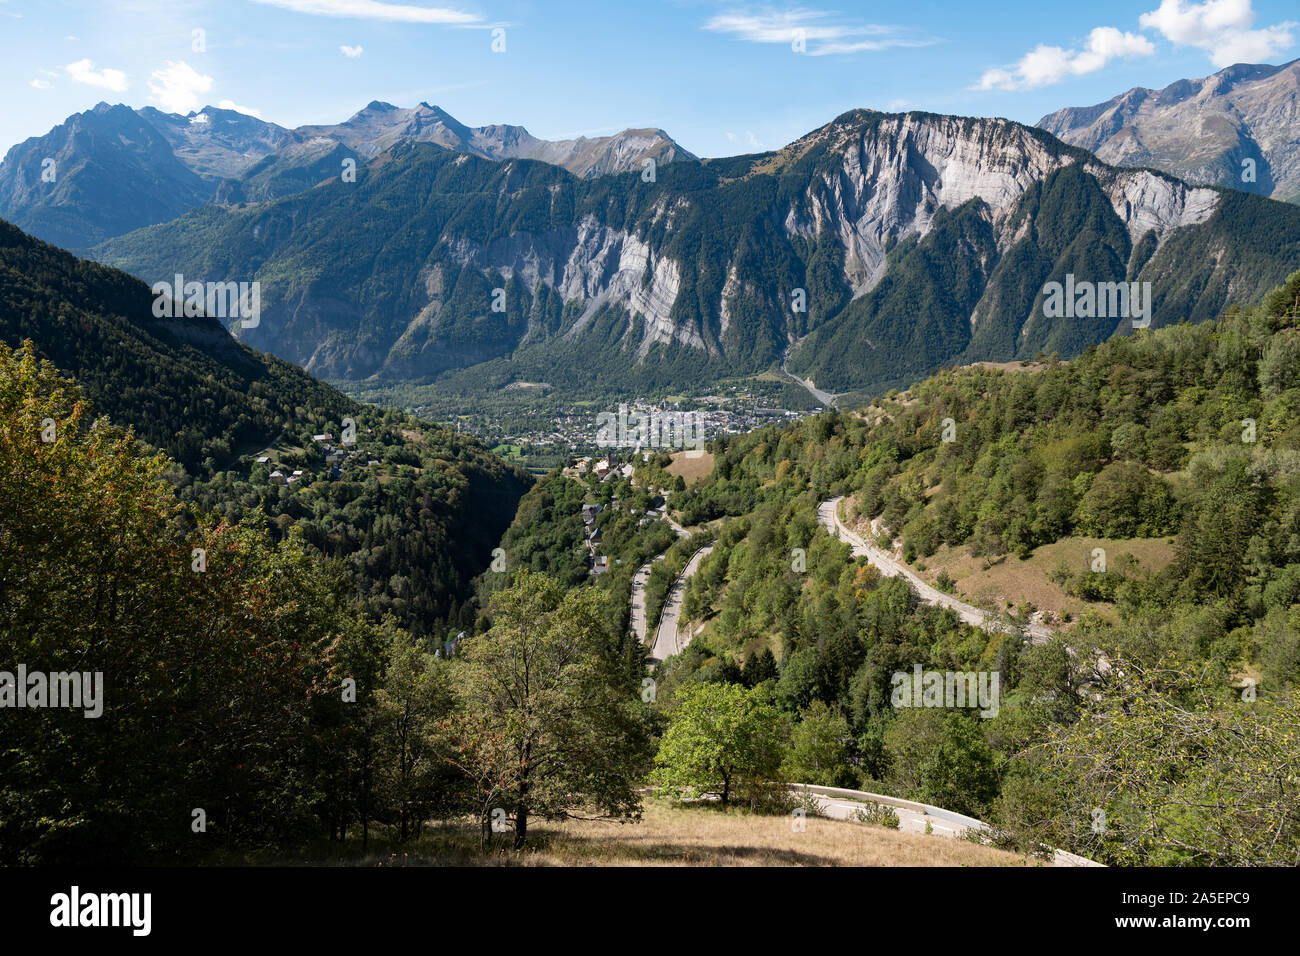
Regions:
[[797, 787, 969, 838], [791, 784, 1101, 865], [817, 497, 1054, 643], [649, 544, 714, 662], [629, 557, 662, 643], [634, 510, 690, 648]]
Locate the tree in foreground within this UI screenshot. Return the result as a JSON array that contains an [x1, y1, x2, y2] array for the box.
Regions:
[[995, 657, 1300, 865], [652, 682, 785, 806], [374, 631, 457, 842], [0, 340, 375, 863], [445, 571, 650, 849]]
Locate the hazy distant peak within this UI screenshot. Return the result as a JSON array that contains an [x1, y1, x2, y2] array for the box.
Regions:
[[1038, 58, 1300, 204]]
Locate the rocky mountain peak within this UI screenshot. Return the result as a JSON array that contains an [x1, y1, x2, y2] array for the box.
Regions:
[[1039, 57, 1300, 203]]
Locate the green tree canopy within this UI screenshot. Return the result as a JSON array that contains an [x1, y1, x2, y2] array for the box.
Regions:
[[446, 571, 650, 848], [652, 681, 785, 805]]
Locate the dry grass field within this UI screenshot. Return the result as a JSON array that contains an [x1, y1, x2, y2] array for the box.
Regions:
[[921, 535, 1178, 623], [285, 802, 1041, 867], [665, 449, 715, 485]]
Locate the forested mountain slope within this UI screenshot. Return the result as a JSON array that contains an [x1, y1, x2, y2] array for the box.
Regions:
[[662, 270, 1300, 863], [0, 217, 352, 470], [0, 217, 531, 635], [493, 273, 1300, 865], [0, 341, 633, 866]]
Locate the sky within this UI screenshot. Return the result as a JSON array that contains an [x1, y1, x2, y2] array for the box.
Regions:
[[1, 0, 1296, 158]]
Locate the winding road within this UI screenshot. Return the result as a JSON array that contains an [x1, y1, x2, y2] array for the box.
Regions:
[[817, 496, 1054, 643], [631, 500, 1096, 865], [629, 557, 662, 643], [794, 784, 980, 837], [649, 544, 714, 662], [639, 494, 1054, 663], [628, 498, 1095, 864]]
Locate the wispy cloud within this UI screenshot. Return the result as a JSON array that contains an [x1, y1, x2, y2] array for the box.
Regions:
[[65, 58, 129, 92], [1140, 0, 1294, 67], [148, 60, 213, 113], [29, 78, 52, 90], [250, 0, 480, 24], [974, 26, 1154, 91], [703, 7, 936, 56], [340, 44, 364, 57]]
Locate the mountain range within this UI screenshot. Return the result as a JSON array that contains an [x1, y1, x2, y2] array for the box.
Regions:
[[0, 100, 692, 250], [3, 63, 1298, 401], [1039, 57, 1300, 205], [89, 107, 1300, 397]]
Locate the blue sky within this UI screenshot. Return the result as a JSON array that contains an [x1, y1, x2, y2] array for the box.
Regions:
[[2, 0, 1296, 157]]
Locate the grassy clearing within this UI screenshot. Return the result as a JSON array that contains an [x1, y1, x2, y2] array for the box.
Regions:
[[249, 801, 1039, 867], [921, 536, 1178, 623], [491, 443, 524, 460], [666, 450, 715, 485]]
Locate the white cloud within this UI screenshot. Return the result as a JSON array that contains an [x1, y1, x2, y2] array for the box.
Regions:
[[148, 60, 213, 114], [340, 44, 364, 57], [65, 59, 129, 92], [703, 8, 935, 56], [251, 0, 479, 24], [1140, 0, 1294, 66], [745, 130, 765, 149], [218, 99, 263, 118], [29, 78, 52, 90], [975, 26, 1154, 90]]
